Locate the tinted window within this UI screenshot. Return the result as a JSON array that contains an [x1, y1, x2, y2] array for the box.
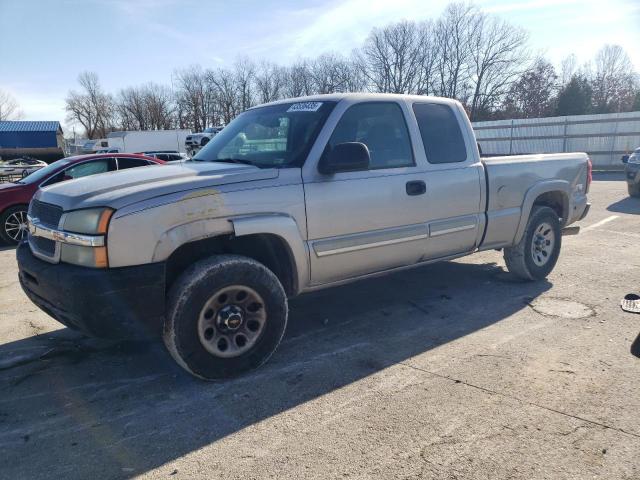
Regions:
[[20, 159, 70, 185], [412, 103, 467, 164], [118, 157, 151, 169], [42, 159, 115, 187], [328, 102, 413, 169]]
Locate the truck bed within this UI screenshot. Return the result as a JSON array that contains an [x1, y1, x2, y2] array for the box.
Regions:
[[479, 152, 590, 249]]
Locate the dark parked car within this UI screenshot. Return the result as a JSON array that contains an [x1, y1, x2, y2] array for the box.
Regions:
[[623, 148, 640, 197], [0, 153, 164, 244]]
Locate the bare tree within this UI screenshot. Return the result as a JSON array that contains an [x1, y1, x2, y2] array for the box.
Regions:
[[358, 21, 435, 94], [65, 72, 114, 138], [0, 89, 23, 120], [591, 45, 638, 113], [117, 86, 149, 130], [284, 59, 314, 98], [254, 62, 286, 104], [234, 57, 256, 111], [560, 54, 578, 86], [145, 83, 175, 129], [433, 3, 476, 100], [467, 11, 528, 120], [207, 68, 240, 125], [174, 66, 216, 131]]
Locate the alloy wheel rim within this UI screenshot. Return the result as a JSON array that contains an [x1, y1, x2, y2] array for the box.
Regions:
[[4, 210, 28, 242], [531, 222, 555, 267], [197, 285, 267, 358]]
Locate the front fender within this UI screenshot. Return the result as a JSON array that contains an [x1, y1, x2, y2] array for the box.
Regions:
[[231, 214, 309, 295], [513, 180, 570, 244]]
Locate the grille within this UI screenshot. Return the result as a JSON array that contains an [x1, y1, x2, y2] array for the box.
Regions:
[[30, 235, 56, 256], [31, 200, 63, 228]]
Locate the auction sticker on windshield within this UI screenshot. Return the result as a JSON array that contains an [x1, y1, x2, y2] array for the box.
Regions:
[[287, 102, 323, 112]]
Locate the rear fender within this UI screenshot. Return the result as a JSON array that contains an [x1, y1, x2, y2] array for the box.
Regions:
[[514, 180, 570, 244]]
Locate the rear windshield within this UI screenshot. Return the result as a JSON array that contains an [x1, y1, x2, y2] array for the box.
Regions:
[[17, 159, 70, 184]]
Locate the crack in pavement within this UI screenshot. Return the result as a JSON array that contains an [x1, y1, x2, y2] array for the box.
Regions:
[[399, 361, 640, 440]]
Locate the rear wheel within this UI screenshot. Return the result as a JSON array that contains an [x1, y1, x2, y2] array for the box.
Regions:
[[163, 255, 288, 380], [0, 206, 29, 245], [504, 206, 561, 281], [628, 183, 640, 198]]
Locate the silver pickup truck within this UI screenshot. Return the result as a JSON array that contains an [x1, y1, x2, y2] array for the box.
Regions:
[[17, 93, 591, 380]]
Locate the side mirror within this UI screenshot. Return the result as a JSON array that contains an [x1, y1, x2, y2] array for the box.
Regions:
[[622, 155, 629, 164], [319, 142, 370, 174]]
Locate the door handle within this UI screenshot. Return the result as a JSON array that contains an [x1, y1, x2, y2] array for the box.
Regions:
[[406, 180, 426, 196]]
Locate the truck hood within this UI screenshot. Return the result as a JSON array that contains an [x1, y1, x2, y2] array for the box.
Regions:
[[36, 162, 279, 211]]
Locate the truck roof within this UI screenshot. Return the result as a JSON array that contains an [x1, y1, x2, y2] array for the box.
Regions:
[[251, 93, 461, 109]]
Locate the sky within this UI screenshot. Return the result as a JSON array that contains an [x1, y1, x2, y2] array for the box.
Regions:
[[1, 0, 639, 131]]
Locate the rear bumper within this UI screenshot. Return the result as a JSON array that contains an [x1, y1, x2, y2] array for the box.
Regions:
[[579, 202, 591, 221], [17, 242, 166, 339]]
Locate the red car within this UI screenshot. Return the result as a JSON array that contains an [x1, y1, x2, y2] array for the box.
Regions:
[[0, 153, 165, 244]]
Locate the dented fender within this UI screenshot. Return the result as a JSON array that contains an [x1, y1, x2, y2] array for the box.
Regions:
[[513, 180, 570, 244]]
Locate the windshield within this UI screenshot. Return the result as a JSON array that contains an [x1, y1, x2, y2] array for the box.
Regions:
[[192, 101, 336, 168], [17, 159, 70, 184]]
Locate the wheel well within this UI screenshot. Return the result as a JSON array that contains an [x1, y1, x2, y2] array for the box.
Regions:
[[165, 233, 297, 297], [533, 191, 567, 224], [0, 203, 29, 219]]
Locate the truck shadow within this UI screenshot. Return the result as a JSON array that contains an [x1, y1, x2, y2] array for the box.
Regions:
[[0, 259, 551, 479], [607, 196, 640, 215], [592, 171, 625, 182]]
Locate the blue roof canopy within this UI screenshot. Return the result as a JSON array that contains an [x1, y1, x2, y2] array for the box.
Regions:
[[0, 121, 62, 133]]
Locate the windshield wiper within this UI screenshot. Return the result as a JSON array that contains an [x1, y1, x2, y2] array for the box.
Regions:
[[213, 158, 256, 166]]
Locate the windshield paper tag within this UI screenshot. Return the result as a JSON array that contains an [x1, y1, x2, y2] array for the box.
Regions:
[[287, 102, 323, 113]]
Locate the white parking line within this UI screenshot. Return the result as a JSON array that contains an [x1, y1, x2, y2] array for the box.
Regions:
[[582, 215, 619, 232]]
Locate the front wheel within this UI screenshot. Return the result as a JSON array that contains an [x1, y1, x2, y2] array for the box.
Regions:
[[629, 183, 640, 198], [163, 255, 288, 380], [503, 206, 561, 281], [0, 206, 29, 245]]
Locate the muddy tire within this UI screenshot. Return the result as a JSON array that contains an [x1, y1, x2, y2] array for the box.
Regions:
[[629, 183, 640, 198], [504, 206, 561, 281], [0, 205, 29, 245], [163, 255, 288, 380]]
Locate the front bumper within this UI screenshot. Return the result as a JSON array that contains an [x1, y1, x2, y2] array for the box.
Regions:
[[17, 242, 166, 339], [625, 163, 640, 185]]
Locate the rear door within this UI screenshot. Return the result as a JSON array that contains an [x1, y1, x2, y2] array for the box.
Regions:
[[411, 102, 484, 259]]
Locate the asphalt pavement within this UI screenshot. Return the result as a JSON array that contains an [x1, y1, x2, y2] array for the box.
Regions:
[[0, 172, 638, 479]]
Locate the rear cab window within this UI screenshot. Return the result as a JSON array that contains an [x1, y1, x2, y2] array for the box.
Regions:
[[412, 103, 467, 164]]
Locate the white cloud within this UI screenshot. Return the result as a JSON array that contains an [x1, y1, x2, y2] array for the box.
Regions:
[[245, 0, 450, 61]]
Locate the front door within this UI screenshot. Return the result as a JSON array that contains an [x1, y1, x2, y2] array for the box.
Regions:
[[303, 101, 431, 285]]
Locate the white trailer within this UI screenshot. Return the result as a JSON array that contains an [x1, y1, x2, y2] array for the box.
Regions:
[[107, 130, 192, 154]]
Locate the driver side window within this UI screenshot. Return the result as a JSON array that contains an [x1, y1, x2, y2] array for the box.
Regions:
[[328, 102, 414, 170]]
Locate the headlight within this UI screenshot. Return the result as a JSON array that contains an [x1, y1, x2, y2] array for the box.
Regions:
[[63, 208, 113, 234], [61, 208, 113, 268], [629, 155, 640, 164]]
